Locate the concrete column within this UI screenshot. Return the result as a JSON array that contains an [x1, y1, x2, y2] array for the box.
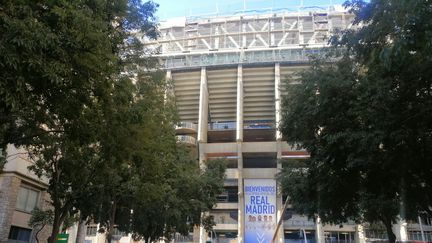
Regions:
[[236, 65, 243, 141], [315, 216, 324, 243], [276, 141, 284, 243], [166, 69, 172, 80], [0, 174, 21, 242], [164, 70, 174, 103], [214, 25, 220, 50], [393, 219, 408, 242], [96, 224, 106, 243], [355, 225, 366, 243], [199, 212, 208, 243], [198, 143, 207, 172], [65, 224, 78, 243], [242, 21, 247, 48], [275, 63, 282, 141], [197, 67, 209, 243], [237, 142, 244, 243], [197, 67, 208, 143], [270, 18, 275, 46]]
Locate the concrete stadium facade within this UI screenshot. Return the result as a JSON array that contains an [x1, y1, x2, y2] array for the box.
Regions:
[[147, 7, 432, 243]]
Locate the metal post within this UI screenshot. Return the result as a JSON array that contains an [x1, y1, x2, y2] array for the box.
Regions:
[[303, 229, 308, 243], [418, 216, 426, 243], [271, 198, 290, 243]]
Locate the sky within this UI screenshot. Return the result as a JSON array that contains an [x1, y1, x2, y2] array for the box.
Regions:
[[154, 0, 348, 20]]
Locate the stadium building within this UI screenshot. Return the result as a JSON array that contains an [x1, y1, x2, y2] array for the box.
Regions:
[[145, 4, 432, 243], [1, 3, 432, 243]]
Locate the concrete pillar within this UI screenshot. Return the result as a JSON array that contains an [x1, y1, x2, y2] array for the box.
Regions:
[[242, 22, 247, 48], [214, 25, 220, 50], [236, 65, 243, 141], [270, 18, 275, 46], [199, 213, 208, 243], [355, 225, 366, 243], [237, 142, 244, 243], [0, 174, 21, 242], [96, 224, 106, 243], [166, 69, 172, 80], [197, 67, 208, 143], [164, 70, 175, 107], [193, 225, 201, 243], [198, 67, 209, 243], [65, 224, 78, 243], [276, 141, 284, 243], [315, 216, 324, 243], [275, 63, 282, 141], [393, 219, 408, 242]]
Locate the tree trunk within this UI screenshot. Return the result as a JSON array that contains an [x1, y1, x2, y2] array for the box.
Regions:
[[107, 200, 117, 243], [49, 211, 62, 243], [75, 219, 87, 243], [34, 224, 44, 243], [382, 218, 396, 243]]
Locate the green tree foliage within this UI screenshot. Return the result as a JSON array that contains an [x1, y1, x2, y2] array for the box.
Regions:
[[122, 151, 226, 243], [29, 208, 54, 243], [1, 0, 155, 241], [1, 0, 225, 242], [279, 1, 432, 242]]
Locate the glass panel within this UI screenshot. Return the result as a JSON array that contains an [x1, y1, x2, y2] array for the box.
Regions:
[[8, 226, 19, 240], [86, 226, 97, 236], [17, 228, 31, 242], [25, 189, 38, 212], [8, 226, 31, 242], [16, 188, 28, 211]]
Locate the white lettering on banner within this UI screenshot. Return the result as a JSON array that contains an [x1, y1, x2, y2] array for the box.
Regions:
[[244, 179, 277, 243]]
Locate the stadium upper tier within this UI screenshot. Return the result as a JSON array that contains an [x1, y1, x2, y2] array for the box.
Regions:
[[144, 7, 354, 69]]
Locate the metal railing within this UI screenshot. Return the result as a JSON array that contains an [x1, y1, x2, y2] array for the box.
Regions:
[[162, 48, 329, 69], [208, 122, 236, 130], [175, 121, 198, 131], [176, 135, 197, 145], [212, 212, 239, 224], [284, 219, 316, 227], [243, 121, 275, 129]]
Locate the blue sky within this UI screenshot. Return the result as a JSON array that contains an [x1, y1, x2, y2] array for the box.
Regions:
[[154, 0, 348, 20]]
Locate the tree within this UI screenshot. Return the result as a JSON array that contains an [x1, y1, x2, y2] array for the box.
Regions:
[[279, 1, 432, 242], [1, 1, 225, 242], [29, 208, 54, 243], [124, 148, 226, 243], [72, 51, 225, 242], [1, 0, 159, 242]]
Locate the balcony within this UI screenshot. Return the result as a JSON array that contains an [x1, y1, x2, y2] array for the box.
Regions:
[[215, 203, 238, 210], [175, 121, 197, 135], [208, 122, 236, 131], [176, 135, 197, 147], [243, 120, 276, 142], [284, 219, 316, 229], [243, 121, 275, 130], [208, 121, 236, 143], [211, 210, 238, 225], [225, 168, 239, 179]]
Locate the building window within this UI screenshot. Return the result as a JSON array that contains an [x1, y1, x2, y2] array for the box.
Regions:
[[324, 231, 355, 243], [16, 186, 39, 212], [112, 227, 127, 236], [243, 153, 277, 168], [408, 231, 432, 242], [86, 226, 98, 236], [8, 226, 32, 243]]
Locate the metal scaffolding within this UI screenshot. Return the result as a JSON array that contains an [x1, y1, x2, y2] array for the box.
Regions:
[[145, 9, 354, 69]]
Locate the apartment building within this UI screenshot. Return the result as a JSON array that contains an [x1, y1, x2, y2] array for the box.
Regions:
[[0, 145, 51, 243]]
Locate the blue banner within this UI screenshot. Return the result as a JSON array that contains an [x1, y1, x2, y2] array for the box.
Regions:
[[244, 179, 277, 243]]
